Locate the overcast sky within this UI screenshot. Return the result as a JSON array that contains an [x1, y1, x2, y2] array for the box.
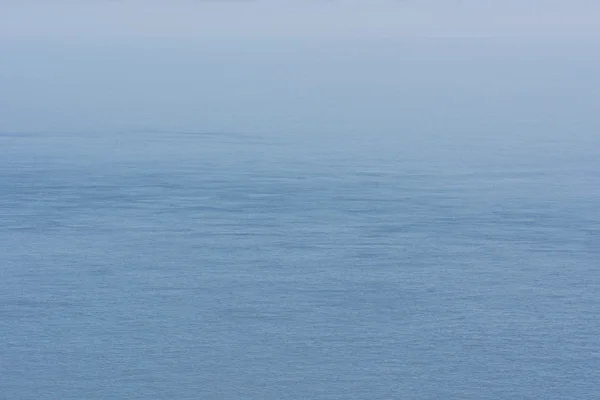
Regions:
[[2, 0, 600, 40]]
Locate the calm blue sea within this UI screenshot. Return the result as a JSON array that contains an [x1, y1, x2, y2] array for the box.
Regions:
[[1, 39, 600, 399]]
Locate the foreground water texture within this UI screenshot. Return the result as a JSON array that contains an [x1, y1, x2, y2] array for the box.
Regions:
[[2, 40, 600, 399]]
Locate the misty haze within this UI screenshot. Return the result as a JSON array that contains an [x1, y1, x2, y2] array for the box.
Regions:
[[1, 1, 600, 399]]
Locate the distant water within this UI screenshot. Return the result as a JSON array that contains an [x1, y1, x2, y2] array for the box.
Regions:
[[2, 127, 599, 400]]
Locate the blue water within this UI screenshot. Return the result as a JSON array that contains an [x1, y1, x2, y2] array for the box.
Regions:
[[2, 128, 599, 400], [2, 39, 600, 399]]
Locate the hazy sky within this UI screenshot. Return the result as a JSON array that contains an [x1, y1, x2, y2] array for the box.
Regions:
[[2, 0, 600, 40], [2, 0, 599, 135]]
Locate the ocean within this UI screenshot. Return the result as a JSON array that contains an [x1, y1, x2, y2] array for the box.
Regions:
[[1, 38, 600, 399]]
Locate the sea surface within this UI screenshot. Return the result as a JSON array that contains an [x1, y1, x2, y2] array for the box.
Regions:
[[1, 39, 600, 399], [2, 127, 600, 400]]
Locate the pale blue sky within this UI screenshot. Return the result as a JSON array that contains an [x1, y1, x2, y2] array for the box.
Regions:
[[1, 1, 599, 135], [2, 0, 600, 40]]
